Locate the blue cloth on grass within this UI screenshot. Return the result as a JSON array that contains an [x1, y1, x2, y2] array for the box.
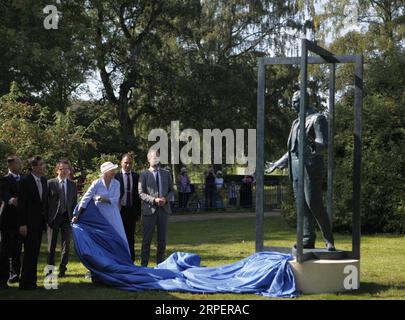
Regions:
[[71, 201, 297, 297]]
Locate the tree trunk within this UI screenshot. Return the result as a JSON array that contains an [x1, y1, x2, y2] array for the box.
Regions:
[[118, 96, 137, 151]]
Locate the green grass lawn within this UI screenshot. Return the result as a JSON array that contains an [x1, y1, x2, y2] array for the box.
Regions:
[[1, 215, 404, 300]]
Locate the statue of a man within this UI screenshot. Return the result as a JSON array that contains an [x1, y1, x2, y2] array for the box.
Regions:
[[269, 91, 335, 251]]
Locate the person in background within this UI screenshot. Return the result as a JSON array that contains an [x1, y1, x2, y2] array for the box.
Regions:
[[177, 167, 191, 211], [18, 156, 48, 290], [228, 181, 238, 207], [0, 156, 22, 288], [204, 167, 216, 211], [214, 170, 225, 210], [240, 175, 254, 208]]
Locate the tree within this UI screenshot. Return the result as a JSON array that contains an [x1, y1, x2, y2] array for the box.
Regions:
[[81, 0, 302, 152], [0, 0, 93, 112], [0, 82, 94, 175]]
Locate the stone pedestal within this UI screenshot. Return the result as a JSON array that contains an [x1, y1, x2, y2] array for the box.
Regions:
[[289, 258, 360, 294]]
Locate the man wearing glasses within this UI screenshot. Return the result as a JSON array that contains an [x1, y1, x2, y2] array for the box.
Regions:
[[46, 159, 77, 277]]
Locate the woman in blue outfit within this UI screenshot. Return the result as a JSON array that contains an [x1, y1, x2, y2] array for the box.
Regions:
[[72, 161, 129, 255]]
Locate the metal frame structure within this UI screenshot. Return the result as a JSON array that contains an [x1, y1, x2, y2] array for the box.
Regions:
[[255, 39, 363, 263]]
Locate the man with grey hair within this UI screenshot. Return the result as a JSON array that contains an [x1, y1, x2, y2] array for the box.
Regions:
[[269, 91, 335, 251], [138, 149, 174, 266]]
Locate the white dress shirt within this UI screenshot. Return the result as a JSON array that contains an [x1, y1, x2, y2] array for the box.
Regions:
[[8, 170, 20, 181]]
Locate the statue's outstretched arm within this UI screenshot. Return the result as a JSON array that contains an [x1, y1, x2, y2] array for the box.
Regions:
[[268, 152, 288, 173]]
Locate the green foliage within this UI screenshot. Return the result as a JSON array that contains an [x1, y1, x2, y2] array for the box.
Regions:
[[0, 1, 403, 234], [332, 91, 405, 233], [0, 0, 93, 111], [0, 82, 94, 175]]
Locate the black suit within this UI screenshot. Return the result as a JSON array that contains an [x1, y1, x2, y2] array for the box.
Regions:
[[18, 174, 48, 289], [0, 173, 22, 280], [115, 171, 141, 262], [47, 178, 77, 271]]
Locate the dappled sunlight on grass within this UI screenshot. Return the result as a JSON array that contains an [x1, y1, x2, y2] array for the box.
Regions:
[[0, 216, 404, 300]]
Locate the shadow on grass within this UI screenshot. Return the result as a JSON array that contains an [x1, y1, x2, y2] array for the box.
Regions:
[[0, 281, 183, 300], [353, 282, 405, 295]]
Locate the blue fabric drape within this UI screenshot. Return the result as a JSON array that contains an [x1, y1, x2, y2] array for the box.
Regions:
[[71, 201, 297, 297]]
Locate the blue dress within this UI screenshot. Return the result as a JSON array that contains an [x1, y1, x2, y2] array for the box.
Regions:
[[78, 177, 129, 254], [72, 200, 298, 297]]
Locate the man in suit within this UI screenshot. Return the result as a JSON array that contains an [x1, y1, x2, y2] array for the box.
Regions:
[[47, 159, 77, 277], [18, 156, 48, 290], [269, 91, 335, 251], [138, 149, 174, 267], [0, 156, 22, 284], [115, 153, 141, 262], [0, 178, 9, 289]]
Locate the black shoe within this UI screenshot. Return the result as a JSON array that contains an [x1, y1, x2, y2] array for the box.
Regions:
[[326, 242, 336, 251], [59, 266, 66, 277], [8, 274, 20, 284]]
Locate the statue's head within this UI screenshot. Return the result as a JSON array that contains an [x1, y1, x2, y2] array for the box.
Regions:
[[292, 90, 310, 113]]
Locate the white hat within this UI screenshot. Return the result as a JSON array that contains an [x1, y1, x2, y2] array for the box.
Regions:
[[100, 161, 118, 176]]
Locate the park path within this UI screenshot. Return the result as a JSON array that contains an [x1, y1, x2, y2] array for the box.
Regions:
[[169, 210, 281, 222]]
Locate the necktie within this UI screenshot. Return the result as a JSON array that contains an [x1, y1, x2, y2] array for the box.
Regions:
[[15, 175, 20, 182], [36, 178, 43, 200], [125, 173, 132, 207], [155, 170, 160, 197], [60, 180, 67, 213]]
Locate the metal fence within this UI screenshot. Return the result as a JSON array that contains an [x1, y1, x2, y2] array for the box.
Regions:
[[170, 181, 288, 214]]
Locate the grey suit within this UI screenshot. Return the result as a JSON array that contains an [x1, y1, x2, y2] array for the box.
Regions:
[[138, 168, 173, 266], [47, 178, 77, 271]]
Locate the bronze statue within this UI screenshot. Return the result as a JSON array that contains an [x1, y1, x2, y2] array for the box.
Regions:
[[268, 91, 335, 251]]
